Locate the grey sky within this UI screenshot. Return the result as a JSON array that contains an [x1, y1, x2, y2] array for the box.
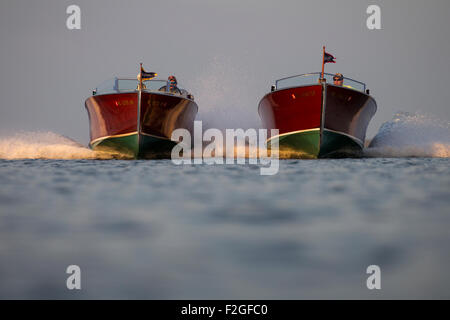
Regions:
[[0, 0, 449, 144]]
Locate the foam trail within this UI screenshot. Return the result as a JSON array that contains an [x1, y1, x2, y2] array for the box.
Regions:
[[366, 112, 450, 158], [0, 131, 123, 160], [193, 139, 302, 160]]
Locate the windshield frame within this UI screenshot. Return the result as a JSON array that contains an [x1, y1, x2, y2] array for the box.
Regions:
[[275, 72, 366, 92], [93, 77, 188, 96]]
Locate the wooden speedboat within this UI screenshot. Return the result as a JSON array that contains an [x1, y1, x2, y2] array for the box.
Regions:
[[85, 68, 198, 159], [258, 72, 377, 158]]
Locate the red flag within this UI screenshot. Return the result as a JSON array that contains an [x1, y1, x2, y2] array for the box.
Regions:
[[140, 65, 157, 80], [324, 52, 336, 64]]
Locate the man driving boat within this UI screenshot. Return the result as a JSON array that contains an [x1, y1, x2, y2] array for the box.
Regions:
[[333, 73, 353, 89], [159, 75, 182, 94]]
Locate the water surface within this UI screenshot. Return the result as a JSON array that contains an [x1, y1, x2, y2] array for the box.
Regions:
[[0, 158, 449, 299]]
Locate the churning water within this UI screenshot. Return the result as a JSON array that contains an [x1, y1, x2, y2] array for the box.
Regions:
[[0, 112, 449, 160], [367, 112, 450, 158], [0, 112, 449, 299]]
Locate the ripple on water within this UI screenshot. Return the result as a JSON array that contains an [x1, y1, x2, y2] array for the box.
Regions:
[[0, 158, 449, 298]]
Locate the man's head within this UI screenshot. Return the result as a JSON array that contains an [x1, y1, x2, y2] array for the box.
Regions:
[[168, 75, 177, 89], [333, 73, 344, 86]]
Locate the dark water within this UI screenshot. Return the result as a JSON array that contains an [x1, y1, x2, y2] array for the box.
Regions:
[[0, 158, 449, 299]]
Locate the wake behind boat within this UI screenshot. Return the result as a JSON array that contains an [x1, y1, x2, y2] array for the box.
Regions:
[[85, 65, 198, 159], [258, 49, 377, 158]]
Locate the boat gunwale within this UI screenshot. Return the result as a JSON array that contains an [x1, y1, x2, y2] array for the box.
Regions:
[[85, 89, 198, 106], [257, 83, 376, 118]]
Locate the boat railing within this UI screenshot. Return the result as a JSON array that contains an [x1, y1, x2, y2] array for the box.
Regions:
[[275, 72, 366, 92], [93, 78, 187, 96]]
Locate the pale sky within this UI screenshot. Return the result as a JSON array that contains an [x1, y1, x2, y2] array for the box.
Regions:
[[1, 0, 449, 144]]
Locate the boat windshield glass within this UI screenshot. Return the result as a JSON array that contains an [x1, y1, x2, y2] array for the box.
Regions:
[[94, 78, 180, 95], [275, 72, 366, 92]]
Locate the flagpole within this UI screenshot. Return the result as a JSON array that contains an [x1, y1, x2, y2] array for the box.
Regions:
[[137, 63, 143, 158], [139, 63, 143, 90], [321, 46, 325, 81]]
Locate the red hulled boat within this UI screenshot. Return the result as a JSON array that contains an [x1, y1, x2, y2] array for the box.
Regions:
[[258, 72, 377, 158], [85, 66, 198, 158]]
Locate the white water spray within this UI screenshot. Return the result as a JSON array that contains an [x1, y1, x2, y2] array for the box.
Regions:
[[366, 112, 450, 158], [190, 56, 261, 131], [0, 131, 121, 160]]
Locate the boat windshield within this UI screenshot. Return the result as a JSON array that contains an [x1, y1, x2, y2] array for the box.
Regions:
[[94, 78, 184, 95], [275, 72, 366, 92]]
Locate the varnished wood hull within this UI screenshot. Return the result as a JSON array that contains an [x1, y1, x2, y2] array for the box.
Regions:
[[258, 84, 377, 158], [85, 91, 198, 158]]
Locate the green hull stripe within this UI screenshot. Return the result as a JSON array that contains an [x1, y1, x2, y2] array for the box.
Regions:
[[90, 133, 176, 159], [272, 130, 321, 159], [272, 129, 363, 159], [90, 130, 363, 159], [319, 130, 363, 158], [139, 134, 177, 159], [90, 133, 139, 158]]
